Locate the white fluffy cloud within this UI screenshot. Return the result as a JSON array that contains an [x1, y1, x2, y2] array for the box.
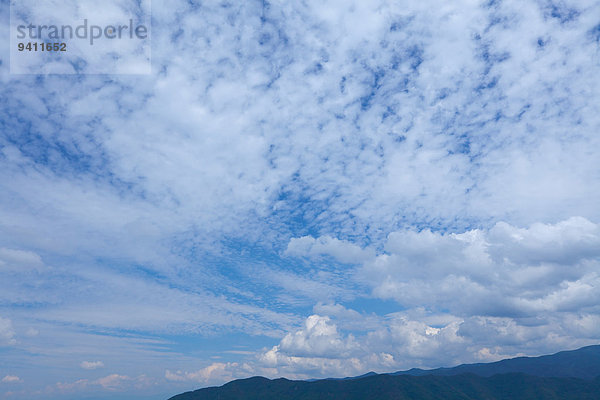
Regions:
[[277, 315, 359, 359], [257, 312, 465, 378], [362, 217, 600, 318], [487, 217, 600, 265]]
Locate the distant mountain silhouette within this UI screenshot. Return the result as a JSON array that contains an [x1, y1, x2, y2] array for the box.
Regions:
[[168, 345, 600, 400], [394, 345, 600, 379]]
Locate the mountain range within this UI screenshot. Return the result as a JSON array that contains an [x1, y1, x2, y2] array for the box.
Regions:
[[394, 345, 600, 379], [168, 345, 600, 400]]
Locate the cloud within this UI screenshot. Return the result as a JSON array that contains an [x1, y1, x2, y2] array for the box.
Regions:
[[278, 315, 359, 359], [1, 0, 599, 396], [255, 305, 600, 379], [165, 363, 248, 386], [285, 236, 374, 264], [257, 312, 465, 378], [80, 361, 104, 370], [0, 317, 16, 346], [268, 218, 600, 377], [25, 328, 39, 337], [0, 247, 45, 272], [14, 266, 298, 336], [168, 312, 467, 380], [54, 374, 153, 393], [259, 316, 366, 377], [1, 375, 21, 383], [55, 379, 89, 392], [487, 217, 600, 265], [252, 267, 358, 306], [95, 374, 130, 391], [362, 217, 600, 318]]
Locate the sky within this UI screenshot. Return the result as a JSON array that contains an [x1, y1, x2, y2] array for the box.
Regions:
[[1, 0, 600, 398]]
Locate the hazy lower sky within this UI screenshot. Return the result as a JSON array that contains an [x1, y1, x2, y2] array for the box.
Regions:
[[1, 0, 600, 399]]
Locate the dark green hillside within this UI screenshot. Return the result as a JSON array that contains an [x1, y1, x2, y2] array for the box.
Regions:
[[169, 373, 600, 400]]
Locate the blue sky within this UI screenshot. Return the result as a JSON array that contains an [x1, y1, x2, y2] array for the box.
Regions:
[[1, 0, 600, 398]]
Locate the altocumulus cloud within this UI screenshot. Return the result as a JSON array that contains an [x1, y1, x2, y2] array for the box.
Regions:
[[0, 0, 599, 397]]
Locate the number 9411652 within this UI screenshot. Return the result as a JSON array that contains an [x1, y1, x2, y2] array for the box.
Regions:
[[18, 42, 66, 52]]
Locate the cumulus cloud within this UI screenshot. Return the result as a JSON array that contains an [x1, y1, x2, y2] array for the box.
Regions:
[[277, 315, 359, 359], [80, 361, 104, 370], [256, 308, 599, 379], [358, 218, 600, 357], [363, 218, 600, 316], [487, 217, 600, 265], [312, 303, 378, 331], [257, 312, 465, 378], [361, 218, 600, 318]]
